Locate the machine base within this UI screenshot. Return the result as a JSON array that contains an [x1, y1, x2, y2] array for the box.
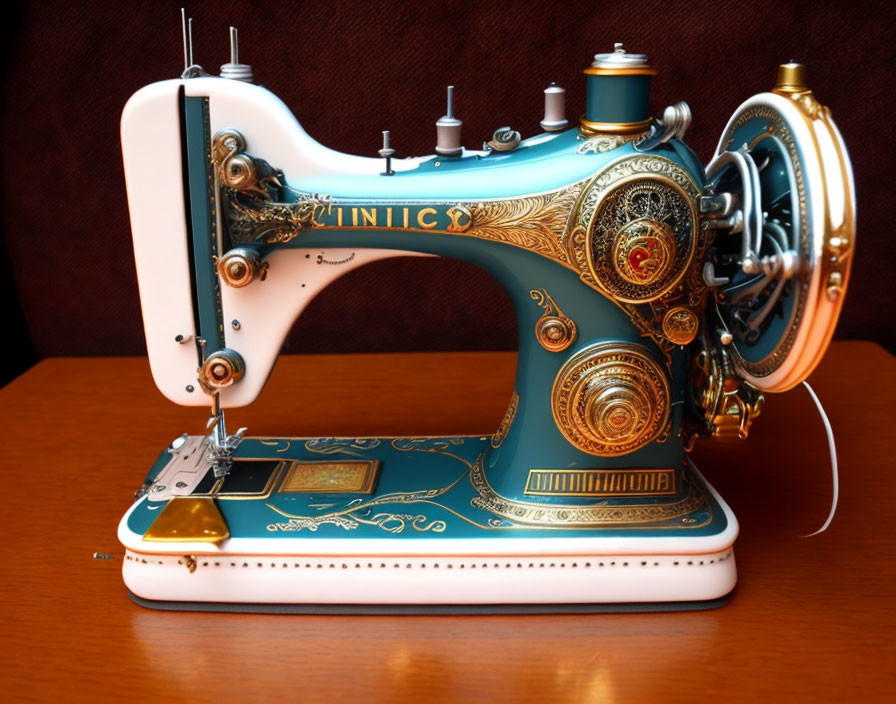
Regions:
[[119, 436, 739, 608]]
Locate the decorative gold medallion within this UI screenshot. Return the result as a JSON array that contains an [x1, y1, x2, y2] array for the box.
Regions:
[[585, 177, 696, 303], [530, 289, 577, 352], [551, 342, 670, 456], [662, 307, 699, 345]]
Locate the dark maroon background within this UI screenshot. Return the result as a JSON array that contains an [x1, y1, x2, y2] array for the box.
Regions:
[[2, 0, 893, 385]]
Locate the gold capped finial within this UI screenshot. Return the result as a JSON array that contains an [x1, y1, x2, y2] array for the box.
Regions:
[[775, 62, 807, 93]]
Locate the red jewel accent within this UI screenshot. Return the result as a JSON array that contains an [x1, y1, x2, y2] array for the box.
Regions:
[[628, 237, 658, 276]]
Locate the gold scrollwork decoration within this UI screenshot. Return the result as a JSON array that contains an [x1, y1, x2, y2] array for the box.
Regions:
[[530, 289, 577, 352], [551, 342, 670, 457], [576, 135, 627, 154], [460, 188, 581, 264]]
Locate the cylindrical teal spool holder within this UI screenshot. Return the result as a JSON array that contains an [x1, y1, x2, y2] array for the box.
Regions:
[[580, 45, 655, 135]]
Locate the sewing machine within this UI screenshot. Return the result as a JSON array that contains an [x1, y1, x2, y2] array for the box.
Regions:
[[117, 16, 854, 612]]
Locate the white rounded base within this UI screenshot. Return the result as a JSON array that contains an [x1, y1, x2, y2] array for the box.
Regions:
[[123, 546, 736, 606]]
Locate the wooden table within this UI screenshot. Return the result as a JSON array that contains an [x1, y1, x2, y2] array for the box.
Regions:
[[1, 341, 893, 702]]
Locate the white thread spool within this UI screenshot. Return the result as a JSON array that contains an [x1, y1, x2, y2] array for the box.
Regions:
[[541, 83, 568, 132]]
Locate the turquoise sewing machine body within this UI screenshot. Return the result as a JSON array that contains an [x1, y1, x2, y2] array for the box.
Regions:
[[117, 26, 854, 610]]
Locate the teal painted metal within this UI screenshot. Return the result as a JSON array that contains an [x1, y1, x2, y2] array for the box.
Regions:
[[281, 228, 684, 502], [288, 130, 634, 200], [585, 75, 652, 125], [129, 437, 728, 541], [183, 96, 224, 352], [216, 140, 707, 506]]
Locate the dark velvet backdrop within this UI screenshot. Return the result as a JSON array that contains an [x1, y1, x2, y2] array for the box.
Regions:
[[2, 0, 893, 385]]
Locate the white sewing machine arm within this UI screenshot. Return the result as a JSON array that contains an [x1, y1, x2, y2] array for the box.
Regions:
[[121, 78, 428, 407]]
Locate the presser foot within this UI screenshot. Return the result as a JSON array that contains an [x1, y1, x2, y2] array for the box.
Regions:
[[119, 435, 738, 608]]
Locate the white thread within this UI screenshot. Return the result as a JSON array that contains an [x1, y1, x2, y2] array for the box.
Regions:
[[801, 381, 839, 537]]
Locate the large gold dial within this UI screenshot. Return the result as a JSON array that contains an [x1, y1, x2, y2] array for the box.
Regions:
[[551, 342, 670, 456]]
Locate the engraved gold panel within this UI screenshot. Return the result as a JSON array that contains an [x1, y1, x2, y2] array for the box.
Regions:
[[551, 342, 670, 456], [524, 468, 677, 497], [278, 460, 381, 494]]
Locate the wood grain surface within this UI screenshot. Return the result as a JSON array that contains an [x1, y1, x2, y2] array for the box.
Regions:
[[0, 342, 893, 703]]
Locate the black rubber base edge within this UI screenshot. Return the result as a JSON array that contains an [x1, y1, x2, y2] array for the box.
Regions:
[[127, 589, 732, 614]]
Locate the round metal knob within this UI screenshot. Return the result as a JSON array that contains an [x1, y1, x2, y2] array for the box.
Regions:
[[217, 248, 266, 288], [199, 349, 245, 391], [551, 342, 670, 456]]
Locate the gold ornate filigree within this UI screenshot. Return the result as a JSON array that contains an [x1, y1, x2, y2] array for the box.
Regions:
[[530, 289, 577, 352], [524, 467, 677, 497], [459, 187, 581, 264], [491, 392, 519, 448], [551, 342, 670, 457], [470, 454, 708, 527], [693, 345, 764, 440], [229, 194, 333, 244]]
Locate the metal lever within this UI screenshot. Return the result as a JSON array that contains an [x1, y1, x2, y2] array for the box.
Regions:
[[704, 147, 763, 274]]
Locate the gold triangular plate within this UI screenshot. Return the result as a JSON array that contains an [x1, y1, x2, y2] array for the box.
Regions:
[[143, 496, 230, 544]]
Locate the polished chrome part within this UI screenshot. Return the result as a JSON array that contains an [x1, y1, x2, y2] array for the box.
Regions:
[[435, 86, 463, 156], [92, 553, 114, 560], [219, 26, 254, 82], [591, 43, 649, 69], [705, 147, 764, 274], [486, 126, 522, 152], [379, 130, 396, 175], [662, 102, 692, 140], [206, 397, 247, 478], [170, 433, 189, 451], [634, 102, 692, 151], [179, 11, 207, 78], [181, 9, 192, 72], [699, 193, 734, 217], [703, 260, 730, 287], [174, 334, 193, 344], [540, 83, 568, 132]]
